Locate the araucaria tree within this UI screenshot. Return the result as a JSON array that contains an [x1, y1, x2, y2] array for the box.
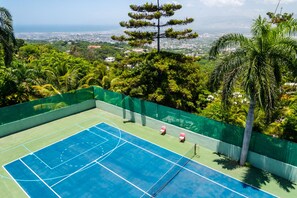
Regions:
[[112, 0, 198, 52]]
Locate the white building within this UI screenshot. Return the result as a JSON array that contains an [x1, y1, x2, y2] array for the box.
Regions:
[[105, 57, 115, 62]]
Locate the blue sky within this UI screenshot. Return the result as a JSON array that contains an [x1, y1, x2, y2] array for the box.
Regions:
[[1, 0, 297, 32]]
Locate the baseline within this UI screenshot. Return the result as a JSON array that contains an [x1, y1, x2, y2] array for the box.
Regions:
[[19, 159, 61, 198]]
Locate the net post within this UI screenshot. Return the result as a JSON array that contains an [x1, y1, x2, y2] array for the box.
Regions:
[[194, 144, 197, 156]]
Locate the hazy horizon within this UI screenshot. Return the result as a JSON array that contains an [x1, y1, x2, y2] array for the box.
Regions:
[[13, 24, 252, 35], [3, 0, 297, 34]]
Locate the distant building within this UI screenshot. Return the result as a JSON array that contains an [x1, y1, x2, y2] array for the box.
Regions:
[[284, 82, 297, 94], [207, 95, 215, 101], [125, 64, 134, 69], [232, 92, 243, 98], [105, 57, 115, 62], [132, 48, 146, 53], [223, 47, 237, 53], [124, 50, 131, 54], [284, 83, 297, 86], [88, 45, 101, 49], [124, 48, 147, 56]]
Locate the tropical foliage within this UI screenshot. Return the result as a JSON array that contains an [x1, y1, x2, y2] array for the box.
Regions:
[[110, 51, 208, 112], [0, 7, 15, 66], [0, 43, 109, 105], [208, 15, 297, 165]]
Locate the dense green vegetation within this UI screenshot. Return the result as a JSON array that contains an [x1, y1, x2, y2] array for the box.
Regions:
[[0, 8, 296, 145], [1, 38, 296, 143], [110, 51, 209, 112]]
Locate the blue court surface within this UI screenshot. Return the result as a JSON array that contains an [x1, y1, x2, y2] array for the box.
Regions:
[[4, 123, 276, 198]]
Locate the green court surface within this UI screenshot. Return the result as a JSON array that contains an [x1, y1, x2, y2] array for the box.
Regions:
[[0, 108, 296, 198]]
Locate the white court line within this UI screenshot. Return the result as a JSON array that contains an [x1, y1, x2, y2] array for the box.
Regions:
[[2, 122, 123, 184], [50, 141, 127, 188], [97, 125, 248, 197], [96, 161, 151, 197], [19, 159, 61, 198], [6, 128, 108, 171], [4, 121, 271, 197], [22, 132, 109, 170], [2, 121, 119, 196], [109, 117, 277, 198], [0, 118, 101, 154], [2, 164, 30, 198], [3, 122, 105, 168], [96, 126, 183, 164], [21, 145, 53, 170], [49, 139, 109, 169], [140, 158, 186, 198], [88, 130, 109, 141], [97, 108, 277, 197], [172, 163, 248, 197]]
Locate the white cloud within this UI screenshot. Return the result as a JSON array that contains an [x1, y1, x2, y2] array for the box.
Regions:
[[171, 1, 179, 5], [263, 0, 297, 4], [199, 0, 245, 7], [185, 3, 195, 7]]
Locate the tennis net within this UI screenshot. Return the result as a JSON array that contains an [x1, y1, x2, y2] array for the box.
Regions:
[[148, 144, 197, 197]]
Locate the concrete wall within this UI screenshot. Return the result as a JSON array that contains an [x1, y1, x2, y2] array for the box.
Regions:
[[0, 100, 96, 137], [96, 100, 297, 182]]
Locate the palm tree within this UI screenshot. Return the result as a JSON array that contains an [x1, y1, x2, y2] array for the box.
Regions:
[[209, 16, 297, 165], [0, 7, 16, 66]]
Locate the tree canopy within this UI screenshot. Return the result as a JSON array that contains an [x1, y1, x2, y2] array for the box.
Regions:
[[0, 7, 16, 66], [110, 51, 208, 112], [209, 15, 297, 165], [111, 0, 198, 52]]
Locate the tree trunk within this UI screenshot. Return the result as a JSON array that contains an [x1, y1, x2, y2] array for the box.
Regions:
[[157, 0, 160, 53], [239, 95, 256, 165]]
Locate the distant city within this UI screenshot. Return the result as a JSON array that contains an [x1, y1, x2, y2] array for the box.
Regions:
[[15, 25, 252, 56]]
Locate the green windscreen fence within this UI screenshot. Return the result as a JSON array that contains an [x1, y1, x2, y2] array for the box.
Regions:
[[0, 86, 296, 166], [93, 87, 297, 166], [0, 87, 94, 125], [94, 87, 244, 146]]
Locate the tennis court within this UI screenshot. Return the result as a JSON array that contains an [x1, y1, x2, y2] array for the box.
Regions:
[[3, 122, 276, 197]]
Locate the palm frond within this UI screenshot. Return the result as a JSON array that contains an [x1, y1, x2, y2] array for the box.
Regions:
[[221, 66, 242, 109], [251, 16, 270, 37], [209, 33, 248, 58], [0, 7, 16, 66], [208, 49, 246, 92]]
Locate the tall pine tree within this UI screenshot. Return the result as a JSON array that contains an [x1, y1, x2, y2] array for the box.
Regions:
[[111, 0, 198, 52]]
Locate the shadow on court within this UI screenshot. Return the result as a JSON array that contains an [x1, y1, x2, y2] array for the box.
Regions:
[[213, 153, 240, 170], [270, 174, 296, 192], [212, 153, 296, 195], [243, 167, 296, 192]]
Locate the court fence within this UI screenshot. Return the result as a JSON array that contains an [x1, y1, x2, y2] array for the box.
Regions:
[[94, 87, 297, 168], [1, 86, 297, 168], [0, 87, 94, 125]]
